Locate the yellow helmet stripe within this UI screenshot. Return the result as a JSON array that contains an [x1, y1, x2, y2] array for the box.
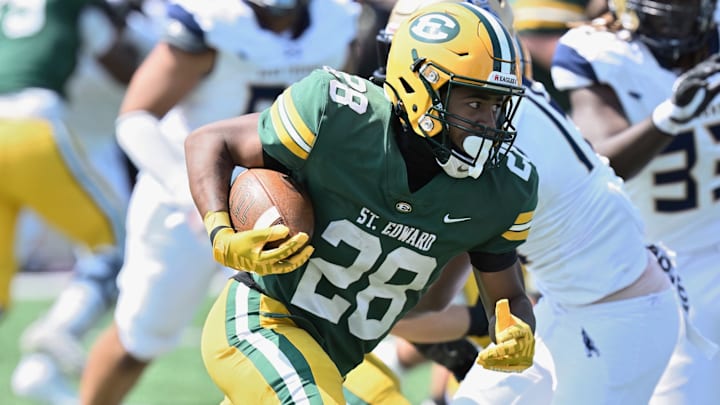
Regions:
[[461, 2, 516, 73], [270, 88, 316, 160], [502, 210, 534, 241]]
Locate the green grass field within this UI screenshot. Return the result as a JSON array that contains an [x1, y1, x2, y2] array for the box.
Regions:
[[1, 274, 432, 405]]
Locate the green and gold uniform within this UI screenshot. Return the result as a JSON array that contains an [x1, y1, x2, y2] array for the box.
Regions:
[[0, 0, 125, 313], [0, 0, 97, 95], [202, 67, 538, 404]]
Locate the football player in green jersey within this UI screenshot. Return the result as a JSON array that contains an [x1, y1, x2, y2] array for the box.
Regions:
[[186, 2, 539, 403]]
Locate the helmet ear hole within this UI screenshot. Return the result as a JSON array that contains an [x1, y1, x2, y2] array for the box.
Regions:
[[399, 77, 415, 94]]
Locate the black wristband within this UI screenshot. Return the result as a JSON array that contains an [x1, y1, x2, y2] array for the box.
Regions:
[[467, 301, 490, 338], [209, 225, 231, 245]]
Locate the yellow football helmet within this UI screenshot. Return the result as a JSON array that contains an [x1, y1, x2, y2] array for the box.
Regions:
[[385, 0, 514, 36], [374, 0, 532, 83], [384, 1, 523, 177], [373, 0, 532, 82]]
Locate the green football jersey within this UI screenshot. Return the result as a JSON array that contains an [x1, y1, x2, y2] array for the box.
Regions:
[[252, 67, 538, 375], [0, 0, 97, 96]]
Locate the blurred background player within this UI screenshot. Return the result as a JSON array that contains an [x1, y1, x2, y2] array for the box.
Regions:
[[0, 0, 134, 321], [552, 0, 720, 402], [369, 0, 690, 404], [0, 1, 150, 403], [352, 0, 397, 79], [511, 0, 607, 111], [79, 1, 360, 404]]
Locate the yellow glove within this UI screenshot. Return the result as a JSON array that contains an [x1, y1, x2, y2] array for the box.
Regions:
[[203, 211, 314, 275], [476, 298, 534, 372]]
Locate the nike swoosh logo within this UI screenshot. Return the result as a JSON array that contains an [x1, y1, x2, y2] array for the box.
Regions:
[[443, 214, 471, 224]]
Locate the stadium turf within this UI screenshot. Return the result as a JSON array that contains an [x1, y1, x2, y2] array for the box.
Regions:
[[2, 275, 431, 405]]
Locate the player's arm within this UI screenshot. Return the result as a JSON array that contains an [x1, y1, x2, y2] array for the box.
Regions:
[[120, 1, 216, 116], [120, 42, 214, 116], [185, 113, 266, 216], [185, 113, 313, 274], [393, 304, 472, 343], [402, 254, 472, 318], [569, 84, 673, 179], [561, 46, 720, 179], [186, 68, 332, 215], [188, 71, 332, 273], [395, 251, 533, 342], [471, 256, 534, 341], [393, 254, 473, 340], [470, 255, 535, 373], [80, 2, 143, 84], [115, 3, 217, 197]]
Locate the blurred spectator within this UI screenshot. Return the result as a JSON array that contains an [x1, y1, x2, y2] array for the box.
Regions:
[[511, 0, 607, 111], [353, 0, 396, 78]]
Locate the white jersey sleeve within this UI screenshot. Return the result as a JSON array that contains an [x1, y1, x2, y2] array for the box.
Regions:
[[551, 26, 676, 123], [514, 81, 648, 305], [550, 27, 720, 253]]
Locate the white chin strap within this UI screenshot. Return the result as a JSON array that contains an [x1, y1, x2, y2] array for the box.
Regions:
[[437, 136, 490, 179]]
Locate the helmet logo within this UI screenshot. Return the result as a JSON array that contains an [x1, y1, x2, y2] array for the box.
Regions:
[[395, 201, 413, 213], [410, 13, 460, 43]]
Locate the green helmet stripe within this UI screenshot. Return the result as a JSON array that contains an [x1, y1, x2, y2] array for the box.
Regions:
[[459, 2, 516, 73]]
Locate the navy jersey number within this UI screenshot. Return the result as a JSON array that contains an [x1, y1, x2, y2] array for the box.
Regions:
[[653, 124, 720, 212]]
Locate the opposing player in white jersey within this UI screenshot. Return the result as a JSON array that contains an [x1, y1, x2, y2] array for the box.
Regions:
[[365, 0, 689, 403], [552, 0, 720, 402], [79, 1, 360, 404], [454, 80, 688, 404]]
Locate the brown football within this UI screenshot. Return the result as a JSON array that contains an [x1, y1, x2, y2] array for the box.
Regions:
[[228, 168, 314, 249]]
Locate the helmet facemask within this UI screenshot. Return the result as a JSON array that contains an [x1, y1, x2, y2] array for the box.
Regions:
[[413, 61, 521, 178]]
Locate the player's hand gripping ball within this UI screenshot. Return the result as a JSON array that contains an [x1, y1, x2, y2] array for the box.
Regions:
[[203, 169, 314, 275], [476, 298, 535, 373]]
